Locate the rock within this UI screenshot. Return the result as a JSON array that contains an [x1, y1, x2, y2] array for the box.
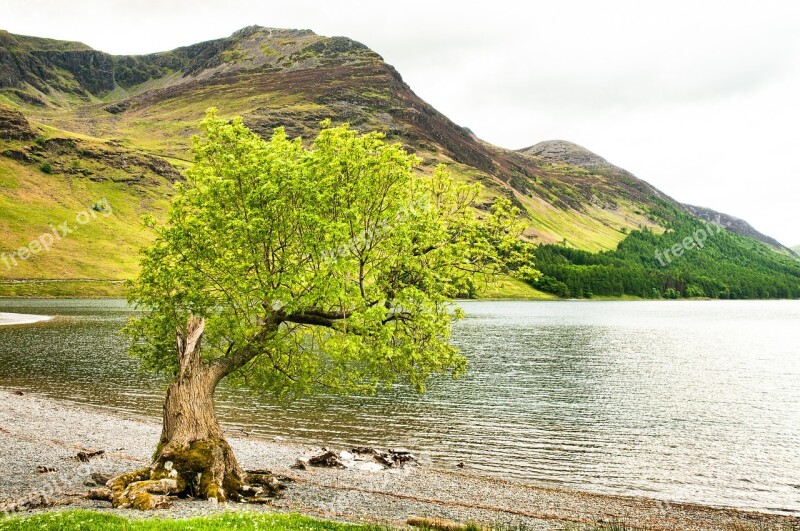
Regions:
[[0, 105, 36, 140], [308, 450, 344, 468], [389, 448, 417, 466], [2, 150, 33, 163], [12, 390, 24, 396], [35, 466, 56, 473], [86, 487, 113, 502], [76, 449, 105, 462], [245, 469, 289, 497], [351, 446, 376, 455], [374, 452, 394, 468], [456, 462, 465, 469], [407, 516, 471, 530], [303, 446, 418, 471], [0, 494, 54, 514], [104, 101, 130, 114], [92, 472, 113, 484]]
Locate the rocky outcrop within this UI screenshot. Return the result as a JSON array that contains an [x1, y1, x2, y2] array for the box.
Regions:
[[682, 203, 790, 251], [520, 139, 670, 204], [32, 50, 116, 95], [522, 139, 625, 173], [0, 104, 35, 140]]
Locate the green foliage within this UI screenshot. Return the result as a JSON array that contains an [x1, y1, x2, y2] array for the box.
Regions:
[[531, 275, 571, 298], [663, 288, 680, 299], [0, 510, 385, 530], [127, 110, 526, 397], [39, 162, 52, 174], [91, 200, 109, 213], [530, 202, 800, 299]]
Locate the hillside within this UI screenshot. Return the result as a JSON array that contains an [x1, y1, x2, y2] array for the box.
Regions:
[[792, 245, 800, 256], [681, 204, 789, 251], [0, 26, 797, 298], [523, 140, 789, 250], [531, 202, 800, 299]]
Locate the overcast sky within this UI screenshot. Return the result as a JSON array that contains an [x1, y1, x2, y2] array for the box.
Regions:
[[4, 0, 799, 245]]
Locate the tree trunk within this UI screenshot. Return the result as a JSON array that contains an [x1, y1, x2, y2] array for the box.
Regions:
[[149, 352, 246, 503], [107, 317, 260, 509]]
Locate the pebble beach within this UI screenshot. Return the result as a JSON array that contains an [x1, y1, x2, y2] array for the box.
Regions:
[[1, 389, 798, 530]]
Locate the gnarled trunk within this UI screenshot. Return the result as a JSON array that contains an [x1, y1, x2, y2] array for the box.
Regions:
[[108, 317, 267, 509], [149, 355, 246, 503]]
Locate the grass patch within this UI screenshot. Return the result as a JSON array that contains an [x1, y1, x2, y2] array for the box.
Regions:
[[0, 147, 170, 281], [0, 510, 385, 531], [476, 275, 557, 301], [0, 280, 126, 298]]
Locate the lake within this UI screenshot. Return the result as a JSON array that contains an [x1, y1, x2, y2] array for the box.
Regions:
[[0, 299, 798, 514]]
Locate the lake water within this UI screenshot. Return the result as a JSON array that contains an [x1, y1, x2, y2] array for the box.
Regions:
[[0, 299, 798, 514]]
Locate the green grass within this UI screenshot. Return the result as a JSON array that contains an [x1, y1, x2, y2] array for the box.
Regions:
[[0, 510, 385, 531], [0, 280, 126, 298], [476, 275, 557, 300], [0, 135, 171, 284]]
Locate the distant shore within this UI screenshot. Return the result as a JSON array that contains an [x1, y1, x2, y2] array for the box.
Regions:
[[1, 390, 797, 530]]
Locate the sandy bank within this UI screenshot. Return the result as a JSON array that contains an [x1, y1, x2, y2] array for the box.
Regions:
[[0, 389, 797, 530]]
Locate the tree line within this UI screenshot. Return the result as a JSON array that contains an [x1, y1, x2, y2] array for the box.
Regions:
[[528, 203, 800, 299]]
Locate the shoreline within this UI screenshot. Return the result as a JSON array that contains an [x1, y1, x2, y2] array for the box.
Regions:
[[0, 312, 52, 326], [1, 390, 798, 530]]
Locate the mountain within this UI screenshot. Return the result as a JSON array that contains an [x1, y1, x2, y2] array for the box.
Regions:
[[793, 245, 800, 256], [681, 204, 790, 252], [0, 26, 797, 298], [523, 140, 790, 251], [522, 140, 654, 190]]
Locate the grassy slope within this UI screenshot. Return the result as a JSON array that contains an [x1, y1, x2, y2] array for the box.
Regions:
[[6, 28, 664, 253], [41, 88, 656, 256], [0, 156, 166, 279], [0, 118, 173, 293], [476, 275, 557, 300]]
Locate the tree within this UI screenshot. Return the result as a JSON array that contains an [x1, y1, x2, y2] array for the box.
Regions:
[[109, 110, 529, 508]]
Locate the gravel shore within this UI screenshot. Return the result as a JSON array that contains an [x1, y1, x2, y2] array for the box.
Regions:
[[1, 389, 798, 530]]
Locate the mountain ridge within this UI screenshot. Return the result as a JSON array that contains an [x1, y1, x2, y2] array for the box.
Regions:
[[1, 26, 797, 297], [1, 26, 669, 250], [522, 140, 790, 251]]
